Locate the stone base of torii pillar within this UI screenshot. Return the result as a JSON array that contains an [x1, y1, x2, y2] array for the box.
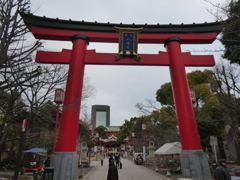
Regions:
[[180, 150, 210, 180], [53, 152, 79, 180]]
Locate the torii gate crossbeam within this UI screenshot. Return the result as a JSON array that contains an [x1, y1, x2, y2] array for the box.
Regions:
[[36, 49, 215, 66]]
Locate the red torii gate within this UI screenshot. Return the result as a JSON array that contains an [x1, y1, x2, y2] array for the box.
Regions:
[[21, 12, 222, 180]]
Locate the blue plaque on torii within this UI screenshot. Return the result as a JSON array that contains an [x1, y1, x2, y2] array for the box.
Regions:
[[123, 33, 134, 51], [115, 27, 143, 60]]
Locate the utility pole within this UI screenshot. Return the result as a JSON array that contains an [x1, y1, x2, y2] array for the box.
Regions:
[[13, 106, 30, 180], [142, 124, 146, 161]]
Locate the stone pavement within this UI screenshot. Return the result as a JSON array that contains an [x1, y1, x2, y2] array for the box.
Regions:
[[0, 159, 180, 180], [80, 158, 172, 180], [3, 158, 240, 180]]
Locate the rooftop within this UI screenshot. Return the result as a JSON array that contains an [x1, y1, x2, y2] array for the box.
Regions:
[[20, 12, 223, 34]]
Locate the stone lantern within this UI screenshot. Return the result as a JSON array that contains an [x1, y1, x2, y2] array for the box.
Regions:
[[80, 136, 89, 167], [147, 136, 156, 162]]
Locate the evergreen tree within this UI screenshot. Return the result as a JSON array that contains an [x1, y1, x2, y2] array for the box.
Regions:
[[220, 0, 240, 64]]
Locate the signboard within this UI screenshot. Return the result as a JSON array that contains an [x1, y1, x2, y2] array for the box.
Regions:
[[115, 27, 143, 60], [88, 124, 93, 131], [132, 132, 135, 137], [22, 119, 27, 132], [54, 89, 65, 104], [210, 136, 218, 146], [190, 89, 196, 103], [142, 124, 146, 130]]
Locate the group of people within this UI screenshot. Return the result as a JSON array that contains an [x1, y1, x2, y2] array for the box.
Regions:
[[134, 154, 143, 165], [107, 153, 122, 180], [106, 156, 231, 180]]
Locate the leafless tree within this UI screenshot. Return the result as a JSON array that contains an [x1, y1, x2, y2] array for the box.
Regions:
[[212, 60, 240, 165], [0, 0, 42, 151], [135, 99, 160, 116], [0, 0, 96, 154]]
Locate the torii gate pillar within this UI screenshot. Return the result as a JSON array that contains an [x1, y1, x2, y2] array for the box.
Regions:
[[165, 37, 211, 180], [52, 34, 89, 180]]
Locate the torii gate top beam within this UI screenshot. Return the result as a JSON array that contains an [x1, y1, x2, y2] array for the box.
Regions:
[[20, 12, 223, 44]]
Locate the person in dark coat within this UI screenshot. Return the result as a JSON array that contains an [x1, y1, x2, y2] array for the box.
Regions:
[[100, 153, 104, 166], [214, 159, 231, 180], [44, 157, 51, 167], [107, 160, 118, 180], [109, 155, 114, 164], [115, 153, 120, 168]]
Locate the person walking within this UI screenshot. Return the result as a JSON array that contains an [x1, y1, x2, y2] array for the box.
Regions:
[[214, 159, 231, 180], [115, 153, 120, 168], [109, 155, 114, 164], [107, 160, 118, 180], [100, 153, 104, 166]]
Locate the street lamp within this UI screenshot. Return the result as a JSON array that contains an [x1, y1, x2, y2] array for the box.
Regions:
[[99, 137, 102, 152], [13, 106, 30, 180], [125, 137, 129, 157], [88, 124, 93, 162], [123, 139, 126, 153], [132, 132, 135, 152], [52, 89, 64, 155], [95, 133, 99, 161], [142, 124, 146, 162], [190, 89, 196, 103]]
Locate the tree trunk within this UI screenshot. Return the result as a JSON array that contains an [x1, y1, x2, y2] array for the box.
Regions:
[[235, 138, 240, 165]]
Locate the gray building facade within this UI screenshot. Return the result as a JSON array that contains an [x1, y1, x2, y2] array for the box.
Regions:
[[91, 105, 110, 129]]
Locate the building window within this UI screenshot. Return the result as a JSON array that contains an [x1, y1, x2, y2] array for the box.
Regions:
[[96, 111, 106, 127]]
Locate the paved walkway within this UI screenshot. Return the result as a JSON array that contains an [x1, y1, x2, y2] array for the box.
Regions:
[[81, 158, 171, 180]]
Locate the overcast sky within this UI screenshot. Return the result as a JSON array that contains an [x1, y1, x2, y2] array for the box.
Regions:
[[31, 0, 226, 126]]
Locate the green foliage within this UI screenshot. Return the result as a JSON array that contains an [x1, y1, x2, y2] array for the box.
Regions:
[[155, 69, 227, 148], [27, 136, 53, 155], [195, 96, 226, 147], [117, 109, 179, 149], [116, 132, 125, 144], [117, 118, 137, 143], [220, 0, 240, 64], [131, 117, 146, 137], [0, 157, 16, 169], [187, 70, 213, 107], [80, 121, 88, 129], [155, 82, 174, 107], [188, 70, 227, 146], [187, 70, 210, 85], [145, 108, 179, 144], [94, 125, 108, 139]]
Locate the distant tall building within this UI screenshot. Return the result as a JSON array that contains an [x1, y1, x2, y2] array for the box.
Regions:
[[90, 105, 121, 149], [91, 105, 110, 128]]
